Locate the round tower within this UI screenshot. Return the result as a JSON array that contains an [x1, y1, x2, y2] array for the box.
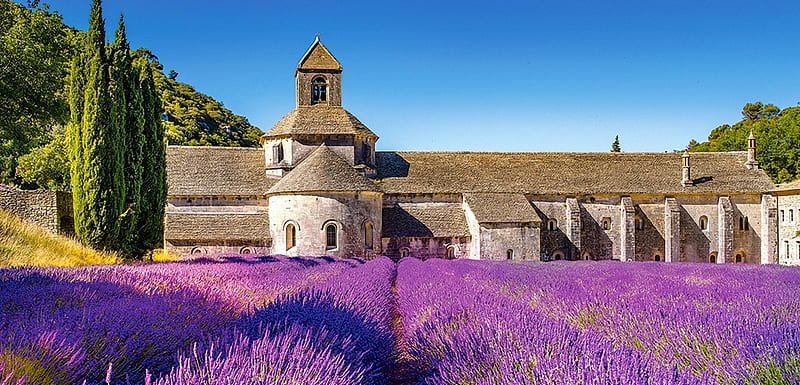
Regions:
[[266, 145, 383, 258]]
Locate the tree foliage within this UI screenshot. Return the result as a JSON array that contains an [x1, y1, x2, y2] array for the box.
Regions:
[[1, 2, 262, 190], [0, 0, 73, 183], [611, 135, 621, 152], [689, 102, 800, 183]]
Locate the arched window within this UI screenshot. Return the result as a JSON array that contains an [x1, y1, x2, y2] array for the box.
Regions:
[[735, 252, 745, 263], [240, 247, 254, 254], [602, 217, 612, 231], [285, 223, 297, 250], [654, 254, 661, 262], [709, 252, 717, 263], [785, 241, 790, 257], [191, 247, 205, 255], [399, 247, 410, 258], [311, 76, 328, 104], [547, 219, 558, 231], [446, 246, 456, 259], [325, 223, 338, 250], [699, 216, 708, 231], [272, 143, 284, 164], [780, 210, 785, 222], [364, 222, 374, 250], [506, 249, 514, 260], [791, 209, 795, 222], [553, 251, 564, 261]]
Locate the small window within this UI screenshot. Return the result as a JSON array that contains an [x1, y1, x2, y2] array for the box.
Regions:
[[738, 216, 749, 231], [506, 249, 514, 260], [735, 253, 745, 263], [602, 217, 612, 231], [364, 222, 374, 250], [791, 209, 795, 222], [547, 219, 558, 231], [311, 76, 328, 104], [709, 252, 717, 263], [191, 247, 205, 255], [785, 241, 790, 257], [553, 251, 564, 261], [240, 247, 254, 254], [399, 247, 410, 258], [325, 223, 338, 250], [654, 255, 661, 262], [273, 143, 284, 164], [286, 223, 297, 250], [446, 246, 456, 259], [634, 216, 644, 231], [796, 242, 800, 259], [781, 210, 785, 222], [699, 216, 708, 231]]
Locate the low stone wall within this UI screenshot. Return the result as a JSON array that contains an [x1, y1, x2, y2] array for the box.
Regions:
[[0, 185, 72, 234]]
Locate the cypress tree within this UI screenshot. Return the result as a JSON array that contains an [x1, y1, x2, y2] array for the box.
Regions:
[[66, 32, 88, 240], [67, 0, 125, 250], [135, 55, 166, 253], [110, 15, 144, 257]]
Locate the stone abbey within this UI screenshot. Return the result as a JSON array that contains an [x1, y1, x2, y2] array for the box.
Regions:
[[158, 37, 800, 264], [5, 37, 798, 264]]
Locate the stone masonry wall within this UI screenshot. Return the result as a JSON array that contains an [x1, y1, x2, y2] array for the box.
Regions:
[[269, 192, 383, 258], [381, 236, 470, 261], [478, 223, 540, 261], [0, 185, 66, 234], [777, 194, 800, 265]]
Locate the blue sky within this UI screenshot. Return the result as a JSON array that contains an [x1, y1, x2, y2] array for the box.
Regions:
[[46, 0, 799, 152]]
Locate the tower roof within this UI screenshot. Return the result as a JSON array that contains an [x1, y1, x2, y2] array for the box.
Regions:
[[297, 35, 342, 71], [262, 105, 378, 139], [267, 145, 379, 194]]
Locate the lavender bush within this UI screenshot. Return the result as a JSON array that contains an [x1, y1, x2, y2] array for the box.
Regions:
[[1, 255, 798, 384]]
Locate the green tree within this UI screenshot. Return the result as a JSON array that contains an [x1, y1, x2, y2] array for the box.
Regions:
[[611, 135, 621, 152], [67, 0, 125, 250], [690, 102, 800, 183], [135, 52, 166, 253], [0, 0, 72, 184], [15, 129, 70, 191], [110, 15, 145, 257]]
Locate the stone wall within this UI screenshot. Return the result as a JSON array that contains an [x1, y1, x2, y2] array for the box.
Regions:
[[0, 185, 72, 235], [296, 71, 342, 107], [381, 236, 469, 261], [579, 196, 622, 260], [777, 194, 800, 265], [476, 223, 540, 261], [531, 198, 574, 259], [268, 192, 383, 258]]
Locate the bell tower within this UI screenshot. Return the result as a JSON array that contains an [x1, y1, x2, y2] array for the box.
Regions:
[[295, 35, 342, 107]]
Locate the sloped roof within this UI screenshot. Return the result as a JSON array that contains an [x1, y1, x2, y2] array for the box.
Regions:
[[773, 179, 800, 193], [464, 193, 540, 223], [297, 36, 342, 71], [375, 151, 775, 195], [166, 146, 276, 197], [263, 105, 378, 138], [382, 203, 470, 238], [267, 145, 379, 194], [164, 211, 270, 241]]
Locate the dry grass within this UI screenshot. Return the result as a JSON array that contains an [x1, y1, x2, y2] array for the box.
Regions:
[[0, 210, 120, 267]]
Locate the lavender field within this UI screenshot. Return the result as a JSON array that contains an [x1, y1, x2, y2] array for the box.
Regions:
[[0, 256, 798, 385]]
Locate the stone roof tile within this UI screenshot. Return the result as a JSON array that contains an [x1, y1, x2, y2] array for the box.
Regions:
[[164, 211, 270, 241], [464, 193, 540, 223], [382, 203, 470, 238], [375, 151, 775, 195], [166, 146, 276, 197], [263, 105, 378, 138], [267, 145, 379, 194]]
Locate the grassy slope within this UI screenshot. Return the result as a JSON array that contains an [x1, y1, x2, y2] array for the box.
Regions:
[[0, 210, 119, 267]]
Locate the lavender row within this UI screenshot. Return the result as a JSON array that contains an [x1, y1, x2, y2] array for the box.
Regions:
[[0, 255, 359, 384], [395, 258, 800, 384]]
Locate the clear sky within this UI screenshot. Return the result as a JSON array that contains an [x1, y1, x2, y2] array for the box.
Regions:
[[46, 0, 799, 152]]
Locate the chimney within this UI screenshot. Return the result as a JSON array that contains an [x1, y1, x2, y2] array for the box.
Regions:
[[746, 130, 759, 170], [681, 151, 693, 187]]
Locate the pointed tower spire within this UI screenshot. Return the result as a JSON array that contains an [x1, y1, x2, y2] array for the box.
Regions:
[[295, 36, 342, 107], [746, 129, 759, 169]]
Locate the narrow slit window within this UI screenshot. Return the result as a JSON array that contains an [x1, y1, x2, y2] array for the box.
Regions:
[[364, 222, 374, 250], [699, 216, 708, 231], [506, 249, 514, 260], [286, 223, 297, 250]]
